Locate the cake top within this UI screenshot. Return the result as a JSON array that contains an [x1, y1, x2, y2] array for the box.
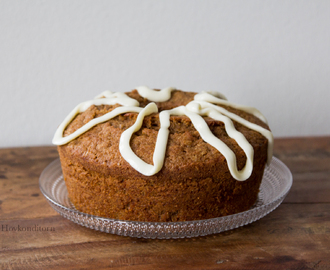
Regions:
[[53, 86, 273, 181]]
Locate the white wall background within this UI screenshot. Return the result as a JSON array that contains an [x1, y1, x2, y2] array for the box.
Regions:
[[1, 0, 329, 148]]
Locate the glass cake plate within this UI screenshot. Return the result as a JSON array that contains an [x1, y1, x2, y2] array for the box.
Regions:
[[39, 157, 292, 239]]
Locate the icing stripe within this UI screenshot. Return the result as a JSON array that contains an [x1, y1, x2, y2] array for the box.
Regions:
[[195, 92, 268, 124], [52, 106, 143, 145], [196, 101, 273, 164], [165, 105, 254, 181], [52, 91, 140, 145], [136, 86, 176, 102], [119, 103, 171, 176]]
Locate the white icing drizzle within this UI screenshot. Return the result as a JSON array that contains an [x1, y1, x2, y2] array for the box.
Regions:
[[119, 103, 171, 176], [52, 91, 140, 145], [205, 91, 228, 101], [136, 86, 176, 102], [195, 92, 268, 124], [53, 86, 273, 181]]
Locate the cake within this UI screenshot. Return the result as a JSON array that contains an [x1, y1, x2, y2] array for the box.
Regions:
[[53, 86, 273, 222]]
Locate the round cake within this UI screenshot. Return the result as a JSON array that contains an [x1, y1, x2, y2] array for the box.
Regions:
[[53, 86, 273, 222]]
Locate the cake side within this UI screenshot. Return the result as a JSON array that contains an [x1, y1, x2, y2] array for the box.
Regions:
[[58, 138, 267, 222]]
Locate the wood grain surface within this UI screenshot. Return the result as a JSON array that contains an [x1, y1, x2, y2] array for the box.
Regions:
[[0, 137, 329, 269]]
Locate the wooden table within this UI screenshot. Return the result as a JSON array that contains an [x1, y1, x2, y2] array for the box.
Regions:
[[0, 137, 329, 269]]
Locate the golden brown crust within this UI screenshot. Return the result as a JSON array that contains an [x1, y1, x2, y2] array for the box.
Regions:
[[58, 89, 270, 222]]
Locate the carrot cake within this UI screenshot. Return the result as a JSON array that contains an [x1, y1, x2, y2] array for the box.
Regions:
[[52, 86, 273, 222]]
